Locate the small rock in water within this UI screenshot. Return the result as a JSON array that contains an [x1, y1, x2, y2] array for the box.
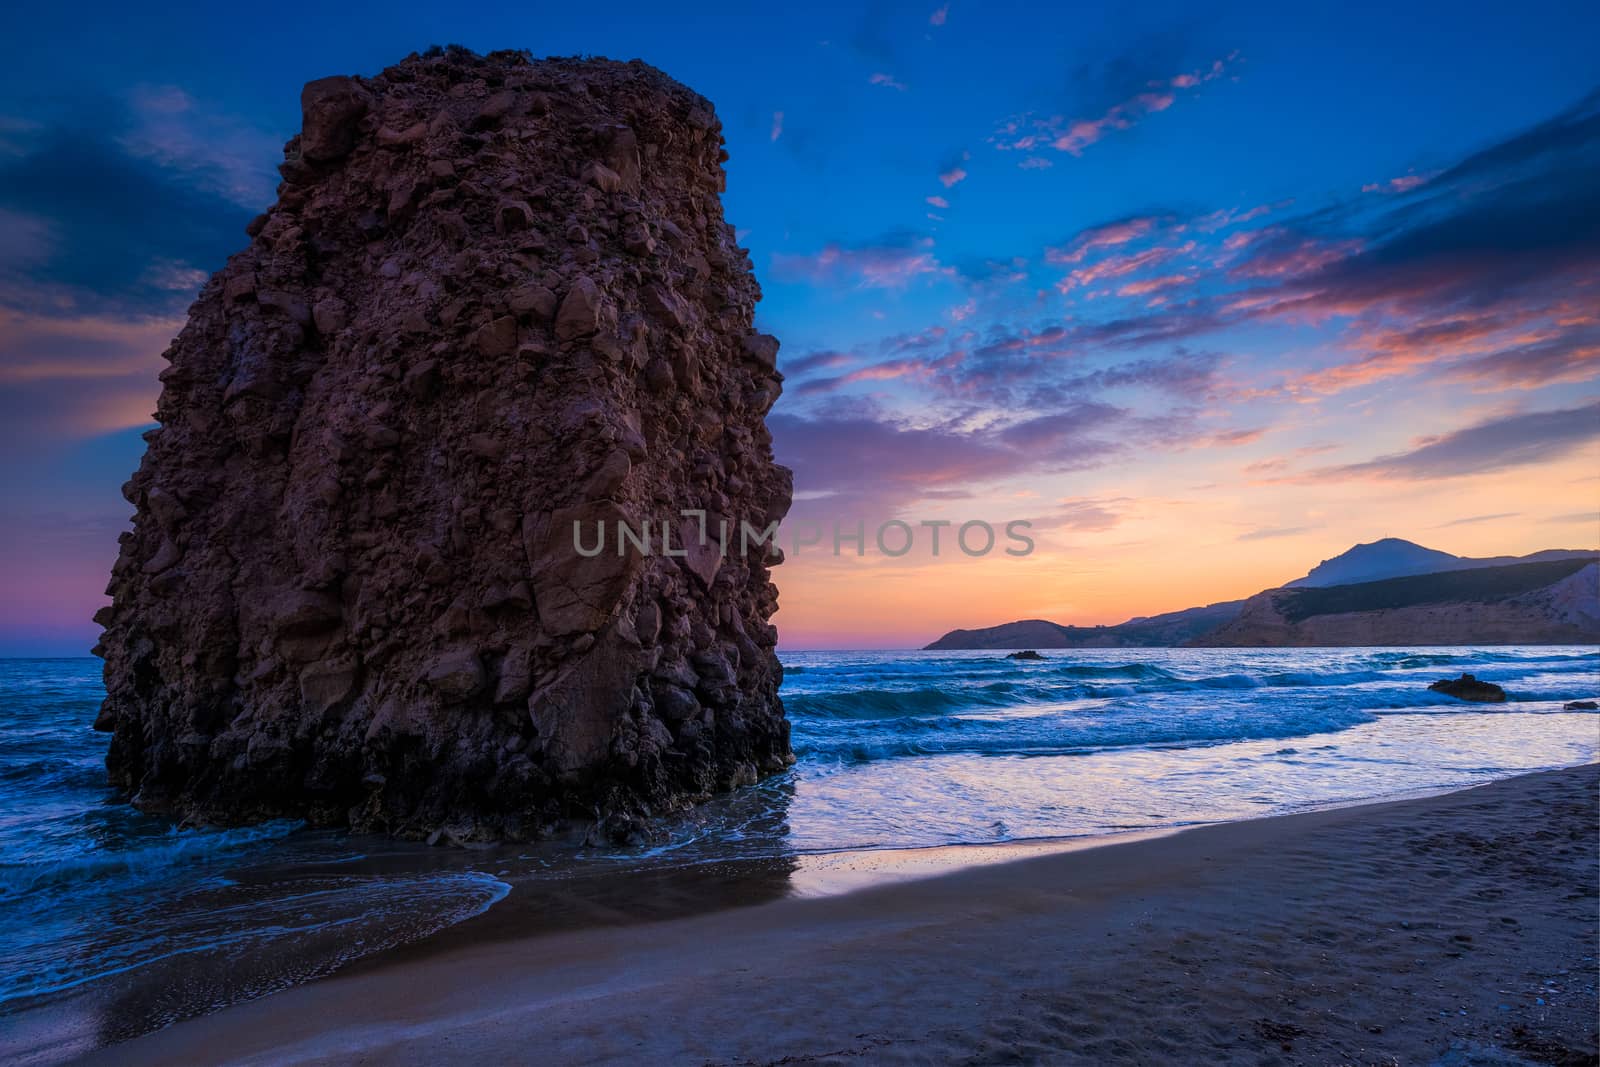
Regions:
[[1007, 649, 1046, 661], [1562, 699, 1597, 710], [1427, 673, 1507, 703]]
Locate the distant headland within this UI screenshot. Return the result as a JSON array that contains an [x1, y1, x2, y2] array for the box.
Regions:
[[925, 539, 1600, 649]]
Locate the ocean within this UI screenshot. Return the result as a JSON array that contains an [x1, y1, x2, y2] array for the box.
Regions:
[[2, 647, 1597, 1060]]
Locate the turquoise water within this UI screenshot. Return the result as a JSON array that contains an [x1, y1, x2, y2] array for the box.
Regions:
[[1, 648, 1596, 1050]]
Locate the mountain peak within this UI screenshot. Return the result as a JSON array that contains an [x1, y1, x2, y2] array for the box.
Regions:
[[1286, 539, 1463, 588]]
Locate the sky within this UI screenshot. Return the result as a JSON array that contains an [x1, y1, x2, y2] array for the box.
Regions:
[[1, 1, 1598, 654]]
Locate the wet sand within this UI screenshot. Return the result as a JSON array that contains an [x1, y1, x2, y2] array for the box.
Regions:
[[77, 764, 1599, 1065]]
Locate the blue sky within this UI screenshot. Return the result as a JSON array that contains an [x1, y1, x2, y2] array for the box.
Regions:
[[1, 1, 1598, 652]]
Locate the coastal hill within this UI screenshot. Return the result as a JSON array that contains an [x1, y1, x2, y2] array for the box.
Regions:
[[925, 540, 1599, 649], [1201, 556, 1598, 646], [1287, 536, 1595, 588], [924, 600, 1243, 650]]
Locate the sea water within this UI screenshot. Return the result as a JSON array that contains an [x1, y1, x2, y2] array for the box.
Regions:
[[1, 648, 1596, 1057]]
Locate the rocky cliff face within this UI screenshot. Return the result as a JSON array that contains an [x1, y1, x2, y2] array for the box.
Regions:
[[94, 47, 794, 842]]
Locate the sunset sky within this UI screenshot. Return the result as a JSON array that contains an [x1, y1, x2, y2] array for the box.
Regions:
[[2, 1, 1598, 654]]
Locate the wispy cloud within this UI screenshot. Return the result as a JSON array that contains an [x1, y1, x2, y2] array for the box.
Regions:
[[1030, 497, 1127, 532], [1054, 243, 1194, 293], [0, 93, 258, 318], [1362, 173, 1431, 194], [784, 350, 855, 377], [0, 89, 266, 450], [772, 231, 950, 289], [116, 84, 278, 209], [1432, 512, 1521, 528], [1210, 427, 1267, 447], [1312, 402, 1600, 481], [993, 53, 1239, 157], [0, 307, 174, 442], [869, 72, 908, 92], [1237, 525, 1314, 542], [1439, 329, 1600, 390], [938, 150, 970, 188], [770, 410, 1034, 516], [1116, 272, 1194, 298], [979, 87, 1600, 407], [1045, 215, 1178, 264]]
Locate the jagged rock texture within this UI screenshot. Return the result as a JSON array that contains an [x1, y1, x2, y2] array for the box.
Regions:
[[94, 48, 794, 841]]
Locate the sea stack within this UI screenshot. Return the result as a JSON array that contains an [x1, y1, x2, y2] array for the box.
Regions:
[[94, 47, 794, 841]]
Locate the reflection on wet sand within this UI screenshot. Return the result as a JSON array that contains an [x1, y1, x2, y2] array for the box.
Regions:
[[5, 775, 803, 1064]]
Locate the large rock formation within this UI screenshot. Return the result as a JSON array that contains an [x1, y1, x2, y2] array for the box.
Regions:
[[94, 47, 794, 842]]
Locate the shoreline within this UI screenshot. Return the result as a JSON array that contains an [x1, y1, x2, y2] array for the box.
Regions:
[[67, 762, 1599, 1066]]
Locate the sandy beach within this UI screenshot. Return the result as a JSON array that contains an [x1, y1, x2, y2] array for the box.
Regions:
[[70, 764, 1598, 1066]]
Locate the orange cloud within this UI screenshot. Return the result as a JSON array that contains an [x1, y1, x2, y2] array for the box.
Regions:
[[1117, 273, 1193, 297], [0, 308, 175, 438]]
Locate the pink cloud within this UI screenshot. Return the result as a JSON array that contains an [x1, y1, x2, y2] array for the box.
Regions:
[[938, 152, 971, 187], [926, 195, 950, 209], [1053, 242, 1195, 291], [1222, 229, 1266, 252], [929, 4, 949, 26], [1045, 216, 1165, 265], [0, 307, 177, 439], [842, 360, 924, 384], [772, 236, 950, 290], [1442, 335, 1600, 389], [770, 111, 784, 142], [869, 73, 908, 91], [1288, 312, 1575, 395], [994, 52, 1240, 158], [1227, 233, 1361, 281], [1194, 202, 1278, 233], [1210, 427, 1267, 447], [1116, 273, 1194, 297], [1362, 173, 1431, 194]]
